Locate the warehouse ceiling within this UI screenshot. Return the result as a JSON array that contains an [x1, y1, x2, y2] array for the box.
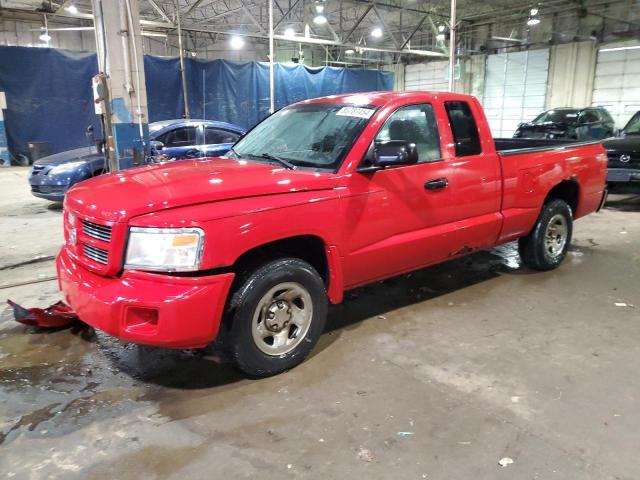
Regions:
[[1, 0, 638, 64]]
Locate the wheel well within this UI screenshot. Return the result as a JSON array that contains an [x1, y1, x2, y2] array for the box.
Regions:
[[232, 235, 328, 285], [545, 180, 579, 214]]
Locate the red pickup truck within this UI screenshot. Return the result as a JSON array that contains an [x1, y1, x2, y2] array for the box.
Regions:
[[57, 92, 607, 376]]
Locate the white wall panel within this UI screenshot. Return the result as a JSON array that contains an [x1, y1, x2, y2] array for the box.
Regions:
[[482, 49, 550, 137], [404, 61, 449, 92], [593, 41, 640, 127]]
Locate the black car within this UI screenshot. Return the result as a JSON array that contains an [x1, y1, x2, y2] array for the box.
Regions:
[[513, 107, 615, 141], [603, 111, 640, 187]]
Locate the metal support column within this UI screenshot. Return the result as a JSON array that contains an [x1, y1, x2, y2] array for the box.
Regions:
[[91, 0, 149, 170], [448, 0, 457, 92], [176, 2, 190, 119], [269, 0, 275, 114]]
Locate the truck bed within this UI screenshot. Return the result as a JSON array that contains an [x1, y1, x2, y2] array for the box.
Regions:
[[495, 138, 599, 156]]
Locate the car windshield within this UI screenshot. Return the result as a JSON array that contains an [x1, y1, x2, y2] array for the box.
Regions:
[[623, 112, 640, 135], [226, 103, 376, 171], [532, 110, 579, 125]]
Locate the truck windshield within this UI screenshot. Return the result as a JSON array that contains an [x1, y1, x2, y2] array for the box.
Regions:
[[226, 103, 376, 171], [623, 112, 640, 135], [532, 110, 579, 125]]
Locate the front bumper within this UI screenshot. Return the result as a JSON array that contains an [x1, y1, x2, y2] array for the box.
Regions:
[[56, 247, 235, 349], [607, 168, 640, 183]]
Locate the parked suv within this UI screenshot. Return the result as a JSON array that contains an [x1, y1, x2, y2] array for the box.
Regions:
[[513, 107, 615, 141], [603, 110, 640, 187]]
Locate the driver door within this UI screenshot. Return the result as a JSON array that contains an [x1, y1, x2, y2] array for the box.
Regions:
[[341, 103, 459, 288]]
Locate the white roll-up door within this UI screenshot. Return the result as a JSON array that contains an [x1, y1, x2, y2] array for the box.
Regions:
[[404, 61, 449, 92], [592, 42, 640, 129], [482, 49, 550, 137]]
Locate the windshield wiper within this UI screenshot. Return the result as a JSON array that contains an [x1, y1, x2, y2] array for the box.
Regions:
[[258, 153, 296, 170]]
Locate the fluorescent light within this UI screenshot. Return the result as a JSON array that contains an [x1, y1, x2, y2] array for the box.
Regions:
[[345, 48, 355, 55], [313, 14, 327, 25], [530, 8, 538, 16], [65, 4, 78, 14], [315, 3, 324, 13], [437, 24, 446, 33], [527, 17, 540, 26], [39, 32, 51, 42], [230, 35, 244, 49], [284, 27, 296, 38], [436, 33, 445, 42], [371, 27, 383, 38], [600, 45, 640, 52]]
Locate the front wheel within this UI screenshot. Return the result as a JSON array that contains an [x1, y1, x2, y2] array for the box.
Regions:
[[222, 258, 328, 377], [518, 199, 573, 271]]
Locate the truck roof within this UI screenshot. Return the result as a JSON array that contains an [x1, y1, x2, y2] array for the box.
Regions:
[[299, 90, 472, 108]]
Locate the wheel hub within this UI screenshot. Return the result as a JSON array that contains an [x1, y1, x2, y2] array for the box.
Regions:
[[265, 300, 292, 332], [251, 282, 314, 356]]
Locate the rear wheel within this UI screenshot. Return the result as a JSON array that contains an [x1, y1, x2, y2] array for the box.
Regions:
[[222, 258, 327, 377], [518, 199, 573, 271]]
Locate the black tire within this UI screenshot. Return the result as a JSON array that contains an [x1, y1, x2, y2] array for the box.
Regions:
[[222, 258, 328, 377], [518, 199, 573, 271]]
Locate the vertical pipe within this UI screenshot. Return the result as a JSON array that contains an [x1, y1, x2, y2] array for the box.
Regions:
[[202, 69, 206, 119], [269, 0, 275, 114], [176, 2, 190, 119], [448, 0, 456, 92]]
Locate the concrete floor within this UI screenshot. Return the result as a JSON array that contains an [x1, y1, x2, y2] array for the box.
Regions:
[[1, 166, 639, 480]]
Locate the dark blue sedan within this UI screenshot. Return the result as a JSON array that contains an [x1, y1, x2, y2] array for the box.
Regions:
[[28, 119, 246, 201]]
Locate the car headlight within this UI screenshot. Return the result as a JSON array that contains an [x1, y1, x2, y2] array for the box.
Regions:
[[49, 161, 87, 174], [124, 227, 205, 272]]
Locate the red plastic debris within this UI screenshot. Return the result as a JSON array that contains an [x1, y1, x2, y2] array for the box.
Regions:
[[7, 299, 80, 328]]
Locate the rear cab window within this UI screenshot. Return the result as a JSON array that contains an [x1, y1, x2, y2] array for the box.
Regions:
[[445, 101, 482, 157]]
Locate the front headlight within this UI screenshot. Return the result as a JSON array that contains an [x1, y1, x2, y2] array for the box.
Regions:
[[50, 161, 87, 174], [124, 227, 204, 272]]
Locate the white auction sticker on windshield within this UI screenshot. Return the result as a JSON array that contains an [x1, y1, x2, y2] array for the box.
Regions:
[[336, 106, 375, 119]]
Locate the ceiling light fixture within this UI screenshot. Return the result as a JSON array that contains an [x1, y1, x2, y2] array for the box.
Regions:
[[65, 4, 78, 14], [345, 48, 355, 55], [600, 45, 640, 52], [371, 26, 383, 38], [284, 27, 296, 37], [39, 15, 51, 43], [527, 17, 540, 26], [530, 8, 539, 16], [313, 14, 327, 25], [230, 35, 244, 49]]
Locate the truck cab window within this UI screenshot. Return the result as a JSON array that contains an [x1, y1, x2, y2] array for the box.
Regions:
[[445, 101, 481, 156], [375, 104, 441, 162]]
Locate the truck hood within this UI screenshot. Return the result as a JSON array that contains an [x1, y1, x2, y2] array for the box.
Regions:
[[34, 146, 102, 166], [65, 157, 339, 223]]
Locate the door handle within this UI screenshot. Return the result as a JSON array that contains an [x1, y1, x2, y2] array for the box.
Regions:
[[424, 178, 448, 190]]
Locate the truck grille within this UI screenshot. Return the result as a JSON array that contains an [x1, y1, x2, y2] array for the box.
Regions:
[[83, 243, 109, 264], [82, 219, 112, 242]]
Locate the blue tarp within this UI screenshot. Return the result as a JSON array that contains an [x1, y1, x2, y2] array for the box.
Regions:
[[0, 45, 394, 159]]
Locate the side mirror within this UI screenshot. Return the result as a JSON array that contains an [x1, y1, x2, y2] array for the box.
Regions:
[[86, 125, 95, 145], [373, 140, 419, 167], [149, 140, 164, 153]]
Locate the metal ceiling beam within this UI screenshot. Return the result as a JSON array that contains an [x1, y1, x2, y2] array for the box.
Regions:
[[273, 0, 301, 29], [373, 5, 399, 48], [342, 4, 373, 42], [146, 0, 175, 25], [400, 14, 428, 50]]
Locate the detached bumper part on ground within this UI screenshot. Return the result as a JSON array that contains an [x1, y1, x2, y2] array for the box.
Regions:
[[56, 247, 235, 348]]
